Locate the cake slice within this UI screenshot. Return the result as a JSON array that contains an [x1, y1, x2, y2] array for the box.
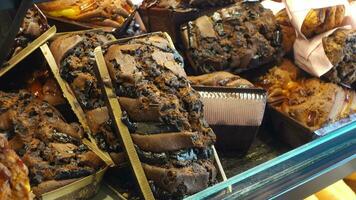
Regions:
[[102, 33, 217, 199], [50, 31, 123, 163]]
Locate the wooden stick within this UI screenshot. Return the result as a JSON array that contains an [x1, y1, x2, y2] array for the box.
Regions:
[[212, 145, 232, 193], [94, 46, 154, 200], [40, 43, 114, 166]]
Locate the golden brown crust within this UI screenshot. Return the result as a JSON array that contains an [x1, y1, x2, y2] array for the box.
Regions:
[[38, 0, 133, 27], [37, 0, 78, 11], [258, 59, 356, 130], [301, 5, 345, 38]]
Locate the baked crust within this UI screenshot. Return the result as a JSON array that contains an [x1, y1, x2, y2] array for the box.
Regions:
[[301, 5, 345, 38]]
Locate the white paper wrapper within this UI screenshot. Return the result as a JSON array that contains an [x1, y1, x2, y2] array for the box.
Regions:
[[294, 25, 352, 77], [284, 0, 353, 39], [349, 1, 356, 28], [285, 0, 356, 77], [262, 0, 285, 15]]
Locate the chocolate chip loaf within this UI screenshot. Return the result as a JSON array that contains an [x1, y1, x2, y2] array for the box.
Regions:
[[50, 31, 124, 163], [259, 59, 356, 131], [182, 1, 283, 74], [102, 33, 217, 199], [323, 29, 356, 88], [0, 91, 104, 196]]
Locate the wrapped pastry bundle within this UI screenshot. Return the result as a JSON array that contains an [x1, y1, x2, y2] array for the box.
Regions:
[[284, 0, 350, 39], [259, 59, 356, 131], [283, 0, 356, 88], [7, 6, 49, 61], [101, 33, 217, 199], [181, 1, 283, 74], [49, 31, 124, 164], [38, 0, 134, 28], [0, 91, 104, 196], [295, 4, 346, 39], [322, 29, 356, 87], [0, 136, 31, 200]]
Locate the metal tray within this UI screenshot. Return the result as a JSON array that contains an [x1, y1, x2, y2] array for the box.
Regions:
[[268, 105, 356, 147]]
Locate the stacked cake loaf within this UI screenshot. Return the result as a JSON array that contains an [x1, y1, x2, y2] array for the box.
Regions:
[[102, 33, 217, 199], [50, 31, 124, 163]]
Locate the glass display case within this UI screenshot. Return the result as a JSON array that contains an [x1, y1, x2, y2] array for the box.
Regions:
[[1, 1, 355, 200]]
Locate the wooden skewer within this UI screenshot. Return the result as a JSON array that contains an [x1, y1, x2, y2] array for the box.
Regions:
[[94, 46, 155, 200], [41, 43, 114, 166], [212, 145, 232, 193]]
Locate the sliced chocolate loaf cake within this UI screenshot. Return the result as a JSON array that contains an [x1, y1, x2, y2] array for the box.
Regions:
[[49, 31, 123, 163], [102, 33, 217, 199], [0, 91, 104, 196], [323, 29, 356, 88], [182, 1, 283, 74]]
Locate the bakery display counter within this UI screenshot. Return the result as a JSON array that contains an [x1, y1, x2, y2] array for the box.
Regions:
[[90, 120, 355, 199], [1, 0, 355, 199]]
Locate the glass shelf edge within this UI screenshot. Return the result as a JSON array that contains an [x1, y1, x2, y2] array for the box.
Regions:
[[185, 121, 356, 200]]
